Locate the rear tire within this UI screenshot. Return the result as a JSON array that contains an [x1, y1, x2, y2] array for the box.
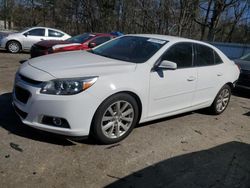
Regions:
[[91, 93, 139, 144], [210, 84, 231, 115], [7, 41, 21, 53]]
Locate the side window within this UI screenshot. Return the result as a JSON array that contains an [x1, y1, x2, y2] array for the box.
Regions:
[[162, 42, 193, 68], [195, 44, 214, 66], [214, 51, 223, 64], [48, 29, 64, 37], [91, 37, 111, 46], [27, 29, 45, 36]]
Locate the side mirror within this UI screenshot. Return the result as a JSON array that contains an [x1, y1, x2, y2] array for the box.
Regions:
[[157, 60, 177, 70], [88, 42, 97, 48], [23, 32, 28, 37]]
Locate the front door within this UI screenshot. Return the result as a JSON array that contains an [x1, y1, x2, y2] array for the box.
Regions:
[[22, 28, 46, 49], [149, 42, 197, 117]]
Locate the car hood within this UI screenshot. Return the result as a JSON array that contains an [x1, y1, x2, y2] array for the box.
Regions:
[[6, 32, 21, 38], [35, 40, 71, 48], [234, 59, 250, 70], [52, 43, 81, 50], [25, 51, 136, 80]]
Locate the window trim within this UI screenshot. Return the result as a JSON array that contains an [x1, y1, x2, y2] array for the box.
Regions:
[[213, 50, 224, 65]]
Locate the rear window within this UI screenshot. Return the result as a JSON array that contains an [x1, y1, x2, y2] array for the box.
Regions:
[[240, 53, 250, 61], [67, 33, 95, 43], [214, 51, 223, 64], [90, 36, 112, 45], [195, 44, 214, 66], [48, 29, 64, 37]]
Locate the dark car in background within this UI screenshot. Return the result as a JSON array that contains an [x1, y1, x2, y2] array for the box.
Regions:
[[30, 33, 117, 58], [234, 53, 250, 90]]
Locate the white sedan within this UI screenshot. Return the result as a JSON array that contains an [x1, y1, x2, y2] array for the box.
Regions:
[[12, 34, 240, 144], [0, 27, 70, 53]]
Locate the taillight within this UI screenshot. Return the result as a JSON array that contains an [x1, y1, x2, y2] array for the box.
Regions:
[[236, 64, 241, 72]]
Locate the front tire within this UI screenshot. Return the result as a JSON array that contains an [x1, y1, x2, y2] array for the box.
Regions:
[[7, 41, 21, 53], [210, 84, 231, 114], [92, 93, 139, 144]]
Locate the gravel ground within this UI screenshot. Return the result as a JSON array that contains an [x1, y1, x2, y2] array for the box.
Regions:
[[0, 51, 249, 188]]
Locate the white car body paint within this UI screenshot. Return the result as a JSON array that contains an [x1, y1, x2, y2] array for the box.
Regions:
[[13, 34, 240, 137]]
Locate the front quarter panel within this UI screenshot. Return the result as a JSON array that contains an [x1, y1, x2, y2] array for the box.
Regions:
[[85, 63, 151, 122]]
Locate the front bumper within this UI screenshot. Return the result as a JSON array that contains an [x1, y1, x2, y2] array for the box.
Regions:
[[12, 75, 101, 137], [0, 37, 7, 49]]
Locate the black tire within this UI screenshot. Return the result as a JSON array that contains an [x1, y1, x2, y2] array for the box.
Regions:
[[7, 40, 21, 53], [91, 93, 139, 144], [210, 84, 231, 115]]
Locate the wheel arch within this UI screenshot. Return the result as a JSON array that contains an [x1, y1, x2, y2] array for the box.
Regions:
[[6, 39, 22, 51], [225, 82, 234, 90], [90, 90, 143, 133]]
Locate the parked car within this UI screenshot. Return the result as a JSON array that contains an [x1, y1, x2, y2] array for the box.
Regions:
[[13, 34, 239, 144], [234, 53, 250, 90], [0, 27, 70, 53], [30, 33, 116, 58]]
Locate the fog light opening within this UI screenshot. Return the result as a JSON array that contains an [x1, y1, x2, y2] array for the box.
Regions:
[[53, 117, 62, 126], [41, 116, 70, 129]]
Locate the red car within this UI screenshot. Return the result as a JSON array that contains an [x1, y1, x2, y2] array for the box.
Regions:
[[30, 33, 116, 58]]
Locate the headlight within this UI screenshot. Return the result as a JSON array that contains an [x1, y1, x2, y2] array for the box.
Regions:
[[40, 77, 98, 95]]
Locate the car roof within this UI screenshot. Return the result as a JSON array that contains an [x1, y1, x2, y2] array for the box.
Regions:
[[24, 27, 68, 34], [128, 34, 213, 47], [92, 33, 114, 36]]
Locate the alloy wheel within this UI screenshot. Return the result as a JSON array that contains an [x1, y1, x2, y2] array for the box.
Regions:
[[101, 100, 134, 139], [216, 88, 230, 113], [8, 42, 20, 53]]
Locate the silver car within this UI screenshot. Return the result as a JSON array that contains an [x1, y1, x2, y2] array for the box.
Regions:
[[0, 27, 71, 53]]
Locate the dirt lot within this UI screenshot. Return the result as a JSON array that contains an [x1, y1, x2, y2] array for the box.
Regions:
[[0, 51, 250, 188]]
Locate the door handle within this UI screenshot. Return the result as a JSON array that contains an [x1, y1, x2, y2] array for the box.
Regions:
[[217, 73, 223, 76], [187, 76, 196, 81], [40, 38, 44, 41]]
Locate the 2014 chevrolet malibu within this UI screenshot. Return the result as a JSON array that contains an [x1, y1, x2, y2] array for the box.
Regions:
[[13, 34, 240, 144]]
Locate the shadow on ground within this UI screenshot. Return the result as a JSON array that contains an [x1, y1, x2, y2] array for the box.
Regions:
[[0, 49, 30, 54], [233, 88, 250, 99], [0, 92, 76, 146], [106, 141, 250, 188], [0, 92, 195, 145]]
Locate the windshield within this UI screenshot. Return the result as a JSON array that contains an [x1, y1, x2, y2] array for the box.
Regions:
[[240, 53, 250, 61], [67, 33, 95, 43], [90, 36, 168, 63]]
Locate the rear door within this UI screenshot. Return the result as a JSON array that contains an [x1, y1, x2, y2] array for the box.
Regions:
[[47, 29, 65, 40], [192, 43, 225, 107]]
